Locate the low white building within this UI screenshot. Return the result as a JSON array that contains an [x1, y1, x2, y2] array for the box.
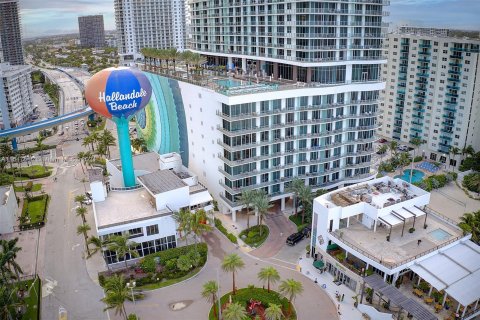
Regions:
[[310, 176, 480, 319], [0, 185, 18, 234], [91, 152, 213, 265]]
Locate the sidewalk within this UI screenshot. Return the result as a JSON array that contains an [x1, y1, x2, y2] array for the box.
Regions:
[[298, 257, 364, 320]]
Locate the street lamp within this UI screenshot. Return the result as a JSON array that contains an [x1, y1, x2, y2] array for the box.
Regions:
[[127, 280, 136, 314]]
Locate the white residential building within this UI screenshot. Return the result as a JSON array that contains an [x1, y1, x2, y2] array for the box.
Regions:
[[114, 0, 187, 65], [0, 185, 18, 234], [0, 62, 34, 129], [90, 152, 213, 265], [378, 27, 480, 166], [139, 0, 389, 220], [310, 176, 480, 319]]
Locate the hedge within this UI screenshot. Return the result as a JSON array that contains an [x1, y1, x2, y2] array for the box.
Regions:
[[214, 218, 237, 244], [463, 173, 480, 193], [413, 172, 456, 192]]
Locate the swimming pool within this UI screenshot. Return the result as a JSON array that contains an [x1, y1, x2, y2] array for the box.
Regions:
[[429, 228, 451, 241], [216, 79, 242, 88], [394, 169, 425, 183]]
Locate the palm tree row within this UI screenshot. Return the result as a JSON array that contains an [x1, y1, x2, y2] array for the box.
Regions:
[[82, 129, 116, 159], [140, 48, 207, 78], [238, 189, 272, 234], [204, 254, 303, 320]]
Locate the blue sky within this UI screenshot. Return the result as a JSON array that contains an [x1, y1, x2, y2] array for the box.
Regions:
[[20, 0, 480, 38]]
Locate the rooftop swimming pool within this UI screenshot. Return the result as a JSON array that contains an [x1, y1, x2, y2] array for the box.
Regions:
[[216, 79, 242, 88], [394, 169, 425, 184]]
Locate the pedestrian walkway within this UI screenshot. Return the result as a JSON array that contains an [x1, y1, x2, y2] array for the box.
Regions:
[[298, 257, 364, 320]]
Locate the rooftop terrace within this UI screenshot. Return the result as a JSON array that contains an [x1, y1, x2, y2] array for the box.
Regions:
[[137, 170, 188, 195], [110, 152, 159, 172], [94, 188, 171, 229], [140, 64, 382, 97], [330, 210, 464, 269]]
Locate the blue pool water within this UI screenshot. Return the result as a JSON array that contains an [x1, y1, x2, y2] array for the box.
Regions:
[[394, 169, 425, 183], [216, 79, 242, 88], [429, 228, 451, 241]]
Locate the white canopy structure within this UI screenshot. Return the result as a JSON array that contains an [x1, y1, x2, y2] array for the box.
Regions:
[[409, 240, 480, 308]]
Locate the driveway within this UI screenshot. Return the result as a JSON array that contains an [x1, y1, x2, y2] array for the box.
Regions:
[[250, 205, 298, 259], [114, 230, 339, 320]]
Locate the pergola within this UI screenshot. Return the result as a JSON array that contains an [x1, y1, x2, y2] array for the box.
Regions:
[[361, 274, 437, 320], [378, 205, 427, 240], [409, 240, 480, 318]]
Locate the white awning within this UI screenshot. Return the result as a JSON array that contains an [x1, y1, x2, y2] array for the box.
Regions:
[[410, 240, 480, 306], [189, 191, 213, 207], [379, 213, 403, 226], [405, 206, 426, 217]]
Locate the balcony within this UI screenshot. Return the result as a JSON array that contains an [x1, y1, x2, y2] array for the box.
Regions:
[[446, 92, 459, 98], [418, 51, 430, 56], [415, 86, 427, 91], [414, 93, 426, 99], [414, 99, 426, 105], [411, 127, 422, 133], [419, 43, 432, 48], [442, 114, 455, 120], [411, 121, 422, 126], [449, 62, 462, 67], [449, 55, 462, 59], [440, 135, 452, 141], [412, 114, 424, 119], [440, 128, 453, 134], [447, 77, 460, 82], [443, 106, 456, 113], [447, 84, 460, 90], [416, 65, 429, 71], [416, 72, 429, 77], [448, 69, 461, 75], [418, 57, 430, 63]]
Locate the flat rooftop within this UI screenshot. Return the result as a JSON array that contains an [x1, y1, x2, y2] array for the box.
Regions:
[[331, 213, 463, 268], [94, 188, 171, 229], [137, 170, 187, 195], [327, 178, 424, 209], [110, 152, 159, 172]]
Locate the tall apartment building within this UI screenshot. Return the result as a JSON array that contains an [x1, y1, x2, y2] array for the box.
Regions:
[[114, 0, 187, 65], [78, 15, 106, 48], [379, 27, 480, 166], [138, 0, 389, 218], [0, 63, 34, 129], [0, 0, 24, 65]]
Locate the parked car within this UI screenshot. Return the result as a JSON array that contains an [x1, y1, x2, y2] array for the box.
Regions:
[[81, 198, 92, 205], [398, 145, 409, 152], [301, 226, 311, 238], [378, 138, 388, 143], [286, 232, 304, 246], [85, 191, 92, 199]]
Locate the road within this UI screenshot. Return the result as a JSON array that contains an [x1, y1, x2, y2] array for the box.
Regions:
[[40, 162, 107, 320]]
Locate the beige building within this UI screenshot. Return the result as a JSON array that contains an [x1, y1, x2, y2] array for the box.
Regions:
[[378, 27, 480, 166]]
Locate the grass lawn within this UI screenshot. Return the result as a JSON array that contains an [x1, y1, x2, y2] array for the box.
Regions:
[[136, 266, 203, 291], [209, 287, 295, 320], [239, 225, 269, 247], [18, 277, 41, 320], [5, 165, 52, 180], [14, 183, 42, 192], [22, 195, 48, 224], [289, 214, 309, 232]]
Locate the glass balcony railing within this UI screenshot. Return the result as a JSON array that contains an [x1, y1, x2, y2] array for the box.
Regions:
[[449, 62, 462, 67]]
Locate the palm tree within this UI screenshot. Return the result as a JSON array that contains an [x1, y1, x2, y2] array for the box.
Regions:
[[75, 194, 87, 208], [464, 145, 475, 158], [82, 134, 96, 152], [169, 48, 181, 73], [257, 266, 280, 293], [377, 145, 388, 162], [298, 185, 313, 224], [408, 138, 423, 183], [221, 253, 245, 295], [35, 135, 47, 168], [190, 53, 207, 77], [87, 236, 105, 257], [131, 137, 147, 153], [238, 189, 256, 229], [190, 209, 213, 254], [222, 302, 247, 320], [101, 274, 129, 320], [0, 285, 24, 320], [279, 279, 304, 316], [201, 280, 219, 320], [253, 191, 272, 236], [172, 208, 192, 245], [459, 210, 480, 244], [77, 151, 86, 174], [397, 152, 410, 176], [0, 238, 23, 281], [106, 234, 139, 269], [182, 51, 193, 78], [264, 303, 284, 320], [389, 140, 399, 159], [77, 224, 92, 256], [0, 144, 14, 170], [76, 206, 88, 224], [286, 178, 305, 217], [99, 129, 116, 158]]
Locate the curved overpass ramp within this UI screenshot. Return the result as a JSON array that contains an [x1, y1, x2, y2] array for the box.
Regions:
[[0, 107, 94, 139]]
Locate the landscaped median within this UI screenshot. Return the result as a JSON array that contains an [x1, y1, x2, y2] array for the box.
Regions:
[[214, 218, 238, 244], [238, 225, 269, 248], [99, 243, 208, 291], [20, 194, 49, 230], [208, 287, 296, 320]]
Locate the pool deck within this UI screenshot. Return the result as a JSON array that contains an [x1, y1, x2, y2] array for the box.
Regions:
[[394, 169, 425, 183], [334, 213, 463, 267]]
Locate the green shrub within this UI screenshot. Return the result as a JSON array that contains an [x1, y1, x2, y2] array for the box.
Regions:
[[463, 173, 480, 193], [232, 288, 290, 311], [413, 156, 423, 162], [239, 225, 269, 247], [139, 257, 156, 273], [214, 218, 238, 244], [127, 314, 138, 320], [247, 230, 257, 238], [25, 181, 33, 191], [165, 259, 177, 272], [98, 274, 106, 287]]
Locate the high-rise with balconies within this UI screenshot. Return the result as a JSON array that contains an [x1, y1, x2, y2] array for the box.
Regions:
[[114, 0, 187, 65], [139, 0, 389, 220], [378, 27, 480, 166], [0, 0, 24, 65], [78, 15, 106, 48]]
